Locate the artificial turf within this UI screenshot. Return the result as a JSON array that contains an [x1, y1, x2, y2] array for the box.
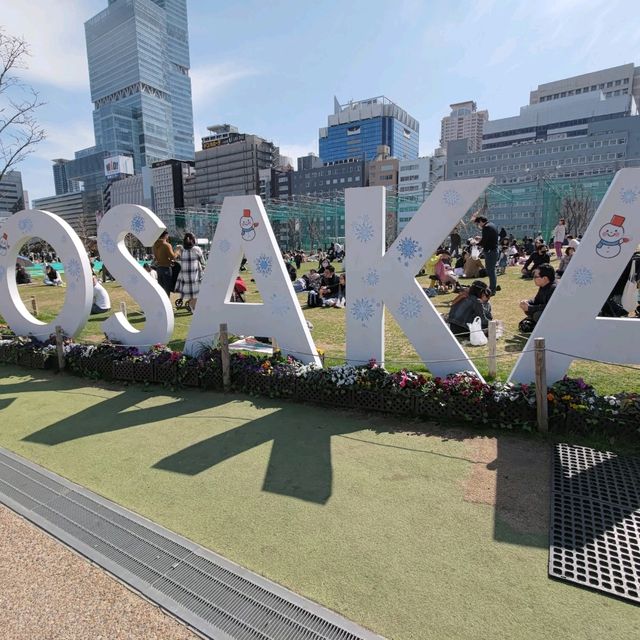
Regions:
[[0, 367, 637, 639]]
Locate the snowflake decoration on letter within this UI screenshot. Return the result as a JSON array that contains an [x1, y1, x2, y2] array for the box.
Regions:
[[362, 269, 380, 287], [65, 258, 81, 281], [219, 239, 231, 253], [396, 236, 423, 267], [620, 188, 639, 205], [267, 293, 290, 317], [18, 218, 33, 234], [100, 232, 116, 254], [572, 267, 593, 287], [350, 297, 375, 327], [398, 294, 423, 320], [254, 253, 273, 276], [352, 215, 374, 243], [0, 265, 5, 282], [130, 214, 145, 234], [443, 189, 461, 206]]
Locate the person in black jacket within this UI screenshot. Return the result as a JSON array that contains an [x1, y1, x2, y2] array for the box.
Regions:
[[474, 215, 499, 294], [519, 264, 556, 324], [521, 244, 551, 279], [448, 280, 493, 337]]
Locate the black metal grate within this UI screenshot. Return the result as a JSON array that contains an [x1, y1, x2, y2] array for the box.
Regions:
[[0, 448, 382, 640], [550, 443, 640, 604]]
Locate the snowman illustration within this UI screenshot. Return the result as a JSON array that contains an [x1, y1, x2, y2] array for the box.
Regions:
[[595, 214, 630, 259], [0, 232, 9, 257], [240, 208, 259, 241]]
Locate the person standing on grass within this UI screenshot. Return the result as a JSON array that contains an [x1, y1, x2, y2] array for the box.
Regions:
[[152, 230, 176, 297], [552, 218, 567, 259], [474, 214, 500, 295], [175, 232, 205, 313]]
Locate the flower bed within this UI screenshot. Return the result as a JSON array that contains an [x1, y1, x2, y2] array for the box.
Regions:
[[0, 336, 638, 442]]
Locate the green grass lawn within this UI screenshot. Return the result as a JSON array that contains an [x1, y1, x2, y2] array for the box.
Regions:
[[9, 259, 640, 394], [0, 367, 638, 640]]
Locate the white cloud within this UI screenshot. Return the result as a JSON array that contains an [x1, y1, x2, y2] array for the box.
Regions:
[[190, 61, 259, 110], [277, 139, 318, 163], [34, 119, 96, 161], [3, 2, 102, 91]]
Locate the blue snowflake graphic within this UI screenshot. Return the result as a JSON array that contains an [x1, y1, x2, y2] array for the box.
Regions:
[[620, 188, 638, 205], [18, 218, 33, 234], [100, 232, 116, 254], [0, 266, 5, 282], [362, 269, 380, 287], [398, 294, 423, 320], [350, 297, 376, 327], [65, 258, 81, 281], [219, 239, 231, 253], [443, 189, 461, 206], [396, 236, 423, 267], [352, 215, 374, 243], [573, 267, 593, 287], [254, 253, 273, 276], [268, 293, 290, 317], [131, 214, 145, 234]]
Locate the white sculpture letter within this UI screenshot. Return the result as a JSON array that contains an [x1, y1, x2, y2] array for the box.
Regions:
[[97, 204, 173, 349], [0, 209, 92, 339], [184, 195, 321, 365], [345, 180, 493, 378], [509, 168, 640, 383]]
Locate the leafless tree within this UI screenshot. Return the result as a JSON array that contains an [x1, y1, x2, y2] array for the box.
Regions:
[[557, 182, 595, 236], [0, 29, 46, 184]]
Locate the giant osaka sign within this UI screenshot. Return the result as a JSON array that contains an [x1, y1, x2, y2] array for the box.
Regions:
[[0, 171, 638, 384]]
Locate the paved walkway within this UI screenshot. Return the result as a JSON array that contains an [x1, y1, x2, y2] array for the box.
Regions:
[[0, 505, 199, 640]]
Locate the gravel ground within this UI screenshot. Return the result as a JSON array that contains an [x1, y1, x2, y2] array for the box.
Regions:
[[0, 505, 200, 640]]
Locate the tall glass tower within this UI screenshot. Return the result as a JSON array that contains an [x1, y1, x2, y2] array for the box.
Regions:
[[85, 0, 195, 171], [319, 96, 419, 163]]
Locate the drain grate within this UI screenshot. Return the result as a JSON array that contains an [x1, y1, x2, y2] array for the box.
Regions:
[[0, 448, 383, 640], [550, 443, 640, 604]]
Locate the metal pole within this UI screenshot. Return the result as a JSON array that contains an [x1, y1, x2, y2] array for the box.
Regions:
[[487, 320, 497, 379], [120, 301, 127, 318], [534, 337, 548, 432], [219, 323, 231, 392]]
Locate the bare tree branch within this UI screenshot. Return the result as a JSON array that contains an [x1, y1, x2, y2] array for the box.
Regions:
[[0, 28, 46, 185]]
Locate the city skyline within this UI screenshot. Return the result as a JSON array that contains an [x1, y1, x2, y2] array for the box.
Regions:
[[4, 0, 640, 201]]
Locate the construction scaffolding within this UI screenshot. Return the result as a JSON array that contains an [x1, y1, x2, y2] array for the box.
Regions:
[[164, 174, 615, 251]]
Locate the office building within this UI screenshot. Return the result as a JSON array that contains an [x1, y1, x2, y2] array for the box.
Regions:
[[446, 91, 640, 234], [32, 192, 95, 238], [0, 171, 24, 215], [151, 159, 194, 218], [368, 145, 399, 189], [440, 101, 488, 153], [291, 157, 365, 196], [84, 0, 194, 172], [319, 96, 419, 163], [52, 159, 82, 195], [184, 125, 279, 207], [297, 153, 323, 171], [530, 63, 640, 108]]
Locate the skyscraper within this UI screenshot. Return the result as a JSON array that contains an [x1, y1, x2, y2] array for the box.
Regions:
[[84, 0, 194, 171], [319, 96, 419, 163], [440, 101, 488, 153]]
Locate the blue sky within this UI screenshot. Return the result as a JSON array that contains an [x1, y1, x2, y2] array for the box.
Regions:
[[5, 0, 640, 202]]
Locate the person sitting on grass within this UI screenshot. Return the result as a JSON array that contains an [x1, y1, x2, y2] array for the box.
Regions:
[[43, 264, 63, 286], [323, 272, 346, 308], [447, 280, 493, 338], [435, 250, 460, 289], [521, 244, 550, 279], [15, 263, 31, 284], [519, 264, 556, 331], [556, 246, 575, 278], [90, 275, 111, 315]]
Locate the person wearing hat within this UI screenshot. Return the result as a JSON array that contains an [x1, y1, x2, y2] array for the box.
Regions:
[[447, 280, 493, 337], [435, 250, 459, 289]]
